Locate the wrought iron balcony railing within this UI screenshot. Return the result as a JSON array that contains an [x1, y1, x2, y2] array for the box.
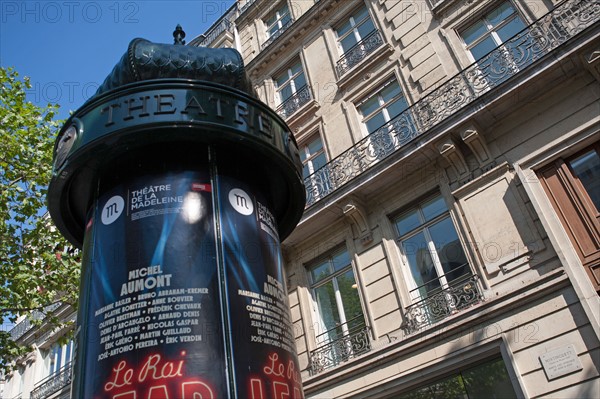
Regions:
[[309, 316, 371, 375], [401, 272, 483, 335], [262, 19, 294, 50], [30, 361, 72, 399], [9, 302, 61, 341], [336, 30, 385, 77], [276, 85, 312, 118], [304, 0, 600, 208]]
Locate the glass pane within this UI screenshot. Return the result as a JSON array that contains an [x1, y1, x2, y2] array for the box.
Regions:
[[471, 36, 498, 60], [496, 16, 526, 42], [352, 6, 369, 24], [462, 20, 488, 45], [337, 269, 364, 329], [386, 97, 409, 120], [293, 73, 306, 90], [302, 164, 310, 179], [381, 83, 401, 103], [341, 34, 358, 53], [428, 217, 468, 280], [365, 112, 386, 134], [357, 19, 375, 40], [290, 62, 303, 76], [463, 357, 518, 399], [487, 2, 516, 28], [314, 281, 341, 341], [402, 231, 440, 298], [397, 374, 467, 399], [336, 19, 353, 38], [332, 250, 351, 273], [422, 196, 447, 221], [359, 96, 380, 118], [278, 84, 293, 102], [569, 150, 600, 210], [310, 260, 331, 283], [275, 71, 289, 88], [280, 13, 291, 26], [312, 152, 327, 171], [307, 136, 323, 155], [396, 209, 421, 236]]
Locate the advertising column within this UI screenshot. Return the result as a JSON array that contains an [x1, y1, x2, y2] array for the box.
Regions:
[[77, 168, 230, 398]]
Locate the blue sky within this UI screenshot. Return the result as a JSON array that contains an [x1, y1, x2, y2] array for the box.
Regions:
[[1, 0, 235, 120]]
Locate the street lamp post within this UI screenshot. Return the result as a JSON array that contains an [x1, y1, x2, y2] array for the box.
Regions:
[[48, 28, 305, 398]]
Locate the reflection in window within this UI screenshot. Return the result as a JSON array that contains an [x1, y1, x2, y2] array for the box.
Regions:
[[264, 2, 291, 41], [301, 135, 331, 196], [336, 6, 376, 55], [397, 356, 517, 399], [308, 248, 365, 343], [568, 149, 600, 211], [395, 195, 470, 301], [357, 79, 415, 155], [460, 2, 533, 87]]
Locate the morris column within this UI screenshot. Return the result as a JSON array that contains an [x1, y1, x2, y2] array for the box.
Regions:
[[48, 27, 305, 398]]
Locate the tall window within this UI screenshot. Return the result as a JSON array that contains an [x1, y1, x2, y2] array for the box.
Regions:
[[394, 195, 470, 302], [460, 2, 533, 86], [264, 2, 291, 43], [308, 248, 364, 344], [335, 5, 383, 75], [358, 80, 414, 153], [336, 6, 376, 55], [301, 135, 331, 201], [273, 60, 309, 117], [47, 340, 74, 376], [539, 143, 600, 293]]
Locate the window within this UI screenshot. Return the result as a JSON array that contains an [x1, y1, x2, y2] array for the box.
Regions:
[[47, 340, 74, 376], [309, 248, 365, 342], [539, 143, 600, 293], [395, 195, 470, 303], [273, 60, 310, 118], [460, 2, 533, 86], [335, 5, 383, 75], [263, 2, 292, 48], [396, 356, 517, 398], [300, 135, 331, 197], [358, 80, 415, 155], [308, 248, 370, 374]]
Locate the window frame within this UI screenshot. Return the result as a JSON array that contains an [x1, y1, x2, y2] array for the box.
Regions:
[[357, 79, 410, 137], [273, 59, 307, 106], [393, 193, 471, 302], [334, 4, 377, 57], [306, 247, 365, 344], [264, 1, 291, 41]]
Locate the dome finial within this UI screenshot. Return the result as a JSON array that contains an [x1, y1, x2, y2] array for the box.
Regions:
[[173, 24, 186, 45]]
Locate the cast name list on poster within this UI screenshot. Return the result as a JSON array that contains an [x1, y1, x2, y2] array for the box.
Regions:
[[95, 263, 208, 361]]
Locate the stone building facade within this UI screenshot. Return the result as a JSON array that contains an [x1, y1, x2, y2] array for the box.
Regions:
[[191, 0, 600, 397], [3, 0, 599, 398]]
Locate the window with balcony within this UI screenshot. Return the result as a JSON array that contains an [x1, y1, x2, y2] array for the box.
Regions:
[[394, 194, 481, 333], [357, 79, 416, 157], [459, 2, 534, 87], [335, 5, 384, 76], [307, 248, 370, 374], [301, 134, 331, 198], [273, 60, 311, 118], [263, 2, 292, 49], [31, 340, 74, 399], [539, 142, 600, 293]]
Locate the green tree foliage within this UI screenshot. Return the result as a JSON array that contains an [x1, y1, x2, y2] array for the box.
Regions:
[[0, 67, 80, 373]]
